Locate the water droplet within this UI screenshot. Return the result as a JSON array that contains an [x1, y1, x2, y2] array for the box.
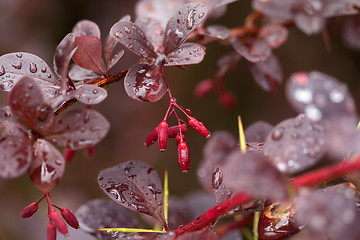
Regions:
[[271, 129, 283, 141], [126, 44, 133, 50], [41, 67, 47, 73], [0, 66, 5, 76], [198, 12, 205, 18], [139, 48, 148, 57], [106, 230, 118, 237], [124, 26, 131, 34], [291, 132, 300, 139], [186, 9, 197, 30], [92, 89, 98, 94], [16, 53, 23, 58], [212, 167, 223, 190], [134, 203, 149, 214], [115, 31, 124, 38], [139, 31, 146, 40], [12, 62, 22, 69], [29, 63, 37, 73], [47, 74, 52, 78], [98, 176, 104, 181]]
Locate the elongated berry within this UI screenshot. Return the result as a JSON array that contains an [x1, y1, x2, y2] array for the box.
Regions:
[[50, 209, 68, 236], [176, 133, 186, 145], [188, 116, 210, 138], [178, 142, 190, 172], [63, 148, 76, 162], [145, 127, 158, 147], [84, 145, 95, 158], [194, 79, 213, 98], [220, 91, 237, 109], [158, 121, 168, 151], [47, 221, 57, 240], [60, 208, 79, 229], [168, 124, 189, 138], [21, 202, 39, 218]]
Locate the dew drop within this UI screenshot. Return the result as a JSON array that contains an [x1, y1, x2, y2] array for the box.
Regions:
[[198, 12, 205, 18], [92, 89, 98, 94], [29, 63, 37, 73], [212, 167, 223, 190], [41, 67, 47, 73], [271, 129, 283, 141], [0, 66, 5, 76], [16, 53, 23, 58], [115, 31, 124, 38], [12, 62, 22, 69], [124, 26, 131, 34], [186, 9, 197, 30]]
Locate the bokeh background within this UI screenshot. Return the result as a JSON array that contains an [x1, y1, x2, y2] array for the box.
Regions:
[[0, 0, 360, 239]]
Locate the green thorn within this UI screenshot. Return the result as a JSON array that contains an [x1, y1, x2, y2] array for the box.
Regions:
[[238, 116, 247, 154]]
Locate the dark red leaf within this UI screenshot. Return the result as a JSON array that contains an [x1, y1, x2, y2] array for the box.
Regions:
[[28, 139, 65, 192], [215, 52, 241, 79], [74, 84, 107, 105], [9, 76, 54, 133], [264, 114, 326, 175], [176, 229, 220, 240], [0, 122, 32, 179], [46, 108, 110, 150], [230, 37, 271, 63], [73, 36, 106, 75], [110, 20, 157, 58], [134, 18, 164, 52], [245, 120, 273, 143], [164, 43, 206, 66], [258, 24, 288, 49], [98, 161, 166, 226], [106, 49, 124, 72], [248, 54, 282, 92], [0, 52, 59, 92], [124, 63, 168, 102], [0, 106, 16, 123], [72, 19, 101, 38], [163, 3, 208, 54], [205, 25, 230, 39], [75, 199, 139, 240], [68, 65, 100, 81]]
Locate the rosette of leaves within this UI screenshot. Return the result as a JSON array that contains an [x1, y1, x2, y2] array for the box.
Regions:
[[0, 76, 110, 192]]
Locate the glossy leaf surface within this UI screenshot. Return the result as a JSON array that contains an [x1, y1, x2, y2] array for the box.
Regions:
[[163, 3, 208, 54], [72, 19, 101, 38], [68, 65, 100, 81], [75, 199, 139, 240], [264, 114, 326, 175], [47, 108, 110, 150], [0, 106, 16, 123], [28, 139, 65, 192], [245, 120, 273, 143], [259, 24, 288, 49], [165, 43, 205, 66], [0, 52, 58, 91], [205, 25, 230, 39], [98, 161, 166, 225], [230, 38, 271, 63], [74, 84, 107, 105], [73, 36, 105, 75], [248, 54, 282, 92], [286, 71, 357, 122], [0, 122, 32, 179], [124, 63, 167, 102]]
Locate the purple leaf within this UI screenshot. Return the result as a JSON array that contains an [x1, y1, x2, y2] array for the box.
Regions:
[[176, 229, 220, 240], [294, 13, 325, 35], [164, 43, 205, 66], [0, 106, 16, 123], [245, 120, 273, 142], [264, 114, 326, 175], [0, 52, 58, 91], [46, 108, 110, 150], [135, 18, 164, 52], [28, 139, 65, 192], [258, 24, 288, 49], [248, 54, 283, 92], [75, 199, 139, 240], [215, 52, 241, 79], [74, 84, 107, 105], [230, 37, 271, 63], [73, 36, 106, 75], [98, 160, 166, 226], [0, 122, 32, 179], [124, 63, 168, 102], [110, 20, 157, 58], [163, 3, 208, 54], [183, 191, 215, 219], [205, 25, 230, 39], [106, 49, 124, 72], [72, 19, 101, 38], [222, 151, 289, 201], [252, 0, 298, 23], [323, 0, 360, 17], [285, 71, 357, 122], [8, 76, 54, 133], [53, 33, 77, 88], [69, 65, 100, 81]]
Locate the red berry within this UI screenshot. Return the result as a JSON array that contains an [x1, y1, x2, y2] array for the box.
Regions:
[[158, 121, 168, 151], [145, 126, 159, 147], [63, 148, 76, 162], [21, 202, 39, 218], [188, 116, 210, 138], [60, 208, 79, 229], [194, 79, 213, 98], [50, 209, 68, 236], [168, 124, 189, 138], [219, 91, 237, 109], [178, 142, 190, 172], [176, 134, 186, 145], [47, 221, 57, 240], [84, 145, 95, 158]]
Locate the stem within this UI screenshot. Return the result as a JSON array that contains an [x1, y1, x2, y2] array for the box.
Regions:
[[174, 193, 251, 236]]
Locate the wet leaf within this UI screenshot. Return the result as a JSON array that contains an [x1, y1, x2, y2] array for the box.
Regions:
[[176, 229, 219, 240], [165, 43, 205, 66], [106, 50, 124, 72], [68, 65, 100, 81], [248, 54, 283, 92], [0, 52, 58, 91], [163, 3, 208, 54], [0, 106, 16, 123], [244, 120, 273, 143], [215, 52, 241, 79], [258, 24, 288, 49], [264, 114, 326, 175], [28, 139, 65, 192], [110, 20, 157, 58], [222, 151, 289, 201], [135, 18, 164, 52], [286, 71, 357, 122], [124, 63, 167, 102], [98, 160, 166, 226], [74, 84, 107, 105], [8, 76, 54, 133], [205, 25, 230, 39], [294, 13, 325, 35], [75, 199, 139, 240], [230, 37, 271, 63], [183, 191, 215, 219], [72, 19, 101, 38], [73, 36, 106, 75], [46, 108, 110, 150], [0, 122, 32, 179]]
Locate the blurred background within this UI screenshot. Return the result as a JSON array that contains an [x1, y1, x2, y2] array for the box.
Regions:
[[0, 0, 360, 239]]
